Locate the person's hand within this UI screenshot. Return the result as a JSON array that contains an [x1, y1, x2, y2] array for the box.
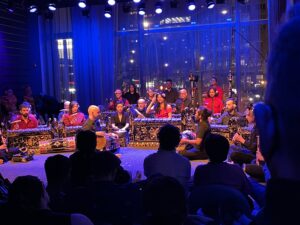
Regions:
[[232, 133, 245, 144], [180, 138, 189, 145], [151, 95, 156, 104], [0, 144, 7, 150]]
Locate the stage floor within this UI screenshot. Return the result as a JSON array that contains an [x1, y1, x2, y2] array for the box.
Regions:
[[0, 147, 207, 183]]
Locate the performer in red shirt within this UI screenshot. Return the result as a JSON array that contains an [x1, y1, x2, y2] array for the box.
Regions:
[[11, 102, 38, 130], [146, 92, 172, 118], [204, 87, 224, 114], [62, 101, 85, 126]]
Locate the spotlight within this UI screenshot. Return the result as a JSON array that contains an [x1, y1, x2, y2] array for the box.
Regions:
[[133, 0, 141, 3], [78, 0, 86, 9], [138, 4, 145, 16], [7, 0, 15, 13], [206, 0, 215, 9], [28, 4, 38, 13], [104, 6, 112, 18], [155, 2, 162, 14], [107, 0, 116, 6], [48, 3, 56, 11], [188, 0, 196, 11]]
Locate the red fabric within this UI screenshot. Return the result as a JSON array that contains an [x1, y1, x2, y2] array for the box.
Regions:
[[204, 97, 223, 114], [155, 105, 172, 118], [11, 114, 38, 130], [62, 112, 86, 126]]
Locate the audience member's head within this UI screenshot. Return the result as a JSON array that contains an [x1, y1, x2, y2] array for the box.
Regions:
[[207, 87, 217, 98], [45, 154, 71, 187], [8, 176, 49, 210], [137, 98, 147, 110], [90, 151, 121, 181], [255, 17, 300, 179], [114, 166, 131, 185], [204, 134, 230, 163], [157, 124, 181, 151], [114, 89, 123, 99], [69, 101, 79, 114], [179, 89, 188, 100], [210, 76, 218, 86], [87, 105, 100, 120], [63, 101, 70, 111], [76, 130, 96, 153], [143, 176, 187, 225], [166, 79, 173, 89], [129, 83, 137, 93]]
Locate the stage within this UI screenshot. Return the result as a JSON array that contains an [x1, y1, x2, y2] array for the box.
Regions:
[[0, 147, 207, 184]]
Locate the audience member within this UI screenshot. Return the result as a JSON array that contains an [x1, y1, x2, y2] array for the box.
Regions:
[[108, 89, 129, 110], [210, 77, 223, 101], [163, 79, 178, 104], [23, 85, 36, 113], [130, 98, 148, 118], [144, 124, 191, 189], [217, 98, 242, 125], [45, 154, 71, 211], [123, 83, 140, 105], [146, 92, 172, 118], [0, 175, 93, 225], [203, 87, 223, 114], [69, 130, 97, 187], [175, 89, 192, 114]]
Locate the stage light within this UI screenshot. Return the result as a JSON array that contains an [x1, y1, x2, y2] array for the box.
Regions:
[[48, 3, 56, 11], [133, 0, 141, 3], [221, 9, 228, 15], [107, 0, 116, 6], [163, 36, 168, 40], [28, 4, 38, 13], [78, 0, 86, 9], [155, 2, 162, 14], [7, 0, 15, 13], [138, 4, 145, 16], [188, 0, 196, 11], [104, 6, 112, 18], [200, 56, 205, 61], [206, 0, 215, 9], [143, 21, 149, 28]]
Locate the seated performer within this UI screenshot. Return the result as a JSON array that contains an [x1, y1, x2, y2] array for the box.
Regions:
[[108, 89, 129, 110], [82, 105, 105, 137], [62, 101, 85, 126], [58, 101, 70, 121], [146, 88, 156, 105], [204, 87, 223, 114], [210, 76, 224, 101], [111, 102, 129, 132], [175, 88, 192, 114], [146, 92, 172, 118], [217, 98, 242, 125], [229, 104, 258, 166], [130, 98, 148, 118], [178, 106, 211, 160], [11, 102, 38, 130]]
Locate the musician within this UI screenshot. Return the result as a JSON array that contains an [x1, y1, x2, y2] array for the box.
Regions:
[[111, 102, 129, 131], [130, 98, 148, 118], [11, 102, 38, 130], [146, 92, 172, 118], [217, 98, 242, 125], [146, 88, 156, 105], [163, 79, 178, 104], [82, 105, 105, 136], [62, 101, 85, 126], [108, 89, 129, 110], [210, 76, 223, 101], [229, 104, 258, 165], [174, 89, 192, 114], [204, 87, 223, 114], [123, 84, 140, 105], [178, 106, 211, 160], [58, 101, 70, 121]]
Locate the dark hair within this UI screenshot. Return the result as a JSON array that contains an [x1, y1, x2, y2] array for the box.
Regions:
[[211, 76, 218, 82], [8, 176, 45, 210], [76, 130, 96, 152], [129, 83, 137, 93], [197, 106, 212, 121], [157, 124, 181, 150], [204, 134, 230, 163], [207, 87, 218, 97], [166, 79, 172, 83], [45, 154, 71, 185], [69, 101, 79, 115], [90, 151, 121, 179], [143, 176, 187, 225], [154, 92, 167, 114], [115, 100, 124, 108]]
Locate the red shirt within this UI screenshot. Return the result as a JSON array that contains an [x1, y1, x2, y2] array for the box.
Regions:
[[155, 105, 172, 118], [11, 114, 38, 130], [62, 112, 86, 126], [204, 97, 223, 114]]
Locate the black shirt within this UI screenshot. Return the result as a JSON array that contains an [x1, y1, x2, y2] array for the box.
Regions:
[[123, 92, 140, 105], [196, 120, 211, 151], [164, 88, 178, 103]]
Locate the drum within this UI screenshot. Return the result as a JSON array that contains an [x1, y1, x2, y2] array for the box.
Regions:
[[96, 133, 120, 151], [39, 137, 76, 154]]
